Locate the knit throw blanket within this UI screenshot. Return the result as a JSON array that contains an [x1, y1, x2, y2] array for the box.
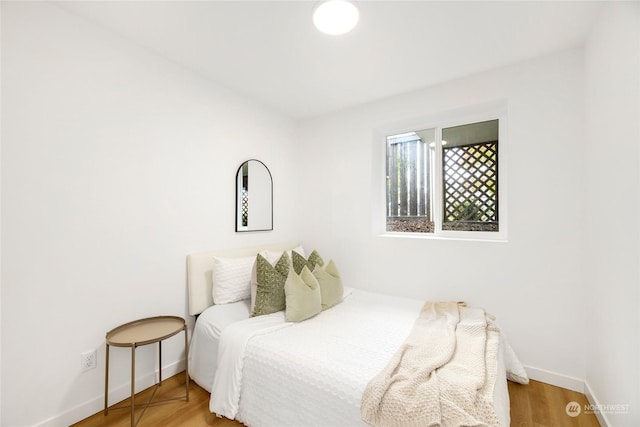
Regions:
[[360, 302, 500, 427]]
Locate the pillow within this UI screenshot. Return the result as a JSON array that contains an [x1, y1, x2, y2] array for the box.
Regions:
[[292, 249, 324, 275], [261, 246, 305, 264], [312, 260, 344, 310], [211, 255, 255, 304], [251, 252, 291, 317], [250, 246, 304, 312], [284, 266, 321, 322]]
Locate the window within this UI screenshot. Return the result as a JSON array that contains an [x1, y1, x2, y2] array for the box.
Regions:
[[385, 119, 502, 237]]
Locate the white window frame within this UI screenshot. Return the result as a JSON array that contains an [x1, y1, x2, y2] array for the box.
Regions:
[[374, 102, 508, 242]]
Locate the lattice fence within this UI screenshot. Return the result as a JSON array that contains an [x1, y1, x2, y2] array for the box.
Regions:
[[442, 141, 498, 227], [241, 188, 249, 227]]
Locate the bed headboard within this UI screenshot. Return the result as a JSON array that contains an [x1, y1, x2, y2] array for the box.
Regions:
[[187, 242, 300, 316]]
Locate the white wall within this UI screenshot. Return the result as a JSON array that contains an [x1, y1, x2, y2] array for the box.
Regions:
[[3, 1, 638, 426], [297, 49, 589, 388], [584, 2, 640, 426], [0, 2, 299, 426]]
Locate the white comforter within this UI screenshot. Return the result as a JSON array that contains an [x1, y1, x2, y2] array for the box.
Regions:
[[209, 310, 292, 417], [209, 290, 511, 427]]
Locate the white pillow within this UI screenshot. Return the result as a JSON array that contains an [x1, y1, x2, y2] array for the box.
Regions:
[[250, 246, 305, 312], [212, 255, 256, 305]]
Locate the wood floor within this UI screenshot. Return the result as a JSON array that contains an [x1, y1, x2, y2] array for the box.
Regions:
[[73, 372, 600, 427], [508, 380, 600, 427]]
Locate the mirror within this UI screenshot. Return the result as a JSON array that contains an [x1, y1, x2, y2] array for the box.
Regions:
[[236, 159, 273, 232]]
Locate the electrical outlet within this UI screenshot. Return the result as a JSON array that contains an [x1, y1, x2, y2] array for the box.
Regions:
[[81, 350, 97, 372]]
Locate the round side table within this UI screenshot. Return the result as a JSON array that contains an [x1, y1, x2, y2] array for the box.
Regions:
[[104, 316, 189, 427]]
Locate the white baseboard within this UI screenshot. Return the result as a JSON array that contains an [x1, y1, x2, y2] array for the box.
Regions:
[[524, 365, 585, 393], [35, 359, 186, 427], [584, 381, 611, 427]]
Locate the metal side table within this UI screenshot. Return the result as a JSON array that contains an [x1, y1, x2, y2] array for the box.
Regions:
[[104, 316, 189, 427]]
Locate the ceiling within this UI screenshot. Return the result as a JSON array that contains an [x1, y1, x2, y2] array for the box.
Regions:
[[55, 1, 603, 120]]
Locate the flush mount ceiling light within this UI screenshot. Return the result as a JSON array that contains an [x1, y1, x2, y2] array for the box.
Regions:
[[313, 0, 360, 36]]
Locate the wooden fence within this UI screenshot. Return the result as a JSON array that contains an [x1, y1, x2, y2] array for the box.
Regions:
[[386, 137, 432, 219], [442, 141, 498, 224]]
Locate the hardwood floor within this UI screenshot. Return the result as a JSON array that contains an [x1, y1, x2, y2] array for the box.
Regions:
[[71, 373, 237, 427], [508, 380, 600, 427], [73, 373, 600, 426]]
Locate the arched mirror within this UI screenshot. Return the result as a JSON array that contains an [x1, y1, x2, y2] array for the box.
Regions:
[[236, 159, 273, 232]]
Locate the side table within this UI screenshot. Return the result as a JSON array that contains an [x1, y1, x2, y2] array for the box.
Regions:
[[104, 316, 189, 427]]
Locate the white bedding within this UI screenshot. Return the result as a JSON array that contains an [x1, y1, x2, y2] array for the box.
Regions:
[[188, 299, 252, 389], [210, 310, 292, 417], [198, 290, 511, 427]]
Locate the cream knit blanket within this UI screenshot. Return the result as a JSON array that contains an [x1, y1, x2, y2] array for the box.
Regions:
[[360, 301, 500, 427]]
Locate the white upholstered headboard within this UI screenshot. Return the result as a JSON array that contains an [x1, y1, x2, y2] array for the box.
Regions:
[[187, 242, 300, 316]]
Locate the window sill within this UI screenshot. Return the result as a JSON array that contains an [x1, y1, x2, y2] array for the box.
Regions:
[[377, 232, 508, 243]]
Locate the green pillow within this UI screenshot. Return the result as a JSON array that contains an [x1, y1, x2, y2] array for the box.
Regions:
[[312, 260, 344, 310], [292, 250, 324, 275], [284, 266, 322, 322], [252, 252, 290, 317]]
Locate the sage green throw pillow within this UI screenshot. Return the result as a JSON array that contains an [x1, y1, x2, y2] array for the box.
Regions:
[[312, 260, 344, 310], [252, 252, 290, 317], [284, 266, 322, 322], [292, 249, 324, 275]]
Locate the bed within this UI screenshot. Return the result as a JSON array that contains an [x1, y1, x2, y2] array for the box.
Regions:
[[187, 243, 525, 426]]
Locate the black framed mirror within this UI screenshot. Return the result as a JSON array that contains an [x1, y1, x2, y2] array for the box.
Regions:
[[235, 159, 273, 232]]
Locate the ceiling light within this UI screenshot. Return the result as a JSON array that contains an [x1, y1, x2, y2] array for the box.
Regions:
[[313, 0, 360, 36]]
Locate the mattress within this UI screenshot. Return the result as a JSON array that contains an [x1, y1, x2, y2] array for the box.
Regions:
[[191, 290, 511, 426]]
